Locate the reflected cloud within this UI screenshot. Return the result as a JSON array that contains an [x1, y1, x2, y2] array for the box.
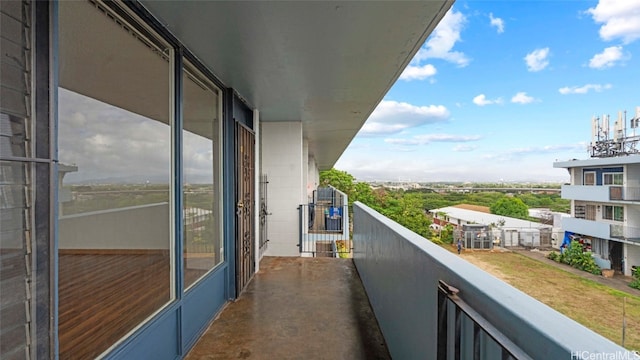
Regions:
[[59, 88, 212, 184]]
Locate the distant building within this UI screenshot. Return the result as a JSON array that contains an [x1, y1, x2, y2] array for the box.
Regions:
[[554, 155, 640, 275], [429, 206, 554, 249], [554, 108, 640, 276]]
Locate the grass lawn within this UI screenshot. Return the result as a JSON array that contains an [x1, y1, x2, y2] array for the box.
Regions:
[[458, 250, 640, 350]]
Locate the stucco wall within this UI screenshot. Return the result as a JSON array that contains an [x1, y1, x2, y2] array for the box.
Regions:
[[626, 243, 640, 276], [353, 202, 625, 359], [261, 121, 304, 256], [626, 164, 640, 188]]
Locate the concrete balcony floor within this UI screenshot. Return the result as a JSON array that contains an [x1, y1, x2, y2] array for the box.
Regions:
[[185, 256, 390, 360]]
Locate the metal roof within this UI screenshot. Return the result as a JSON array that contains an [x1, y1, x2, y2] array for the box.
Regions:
[[430, 206, 551, 229]]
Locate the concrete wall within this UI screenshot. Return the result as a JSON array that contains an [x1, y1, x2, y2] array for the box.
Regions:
[[353, 202, 625, 359], [59, 203, 170, 249], [626, 164, 640, 188], [561, 185, 611, 202], [570, 167, 580, 185], [307, 155, 319, 200], [303, 139, 309, 202], [625, 243, 640, 276], [261, 121, 304, 256], [563, 216, 612, 240]]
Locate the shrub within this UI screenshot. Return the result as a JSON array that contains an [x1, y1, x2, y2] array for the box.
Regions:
[[630, 267, 640, 290], [559, 240, 601, 275], [547, 251, 559, 262]]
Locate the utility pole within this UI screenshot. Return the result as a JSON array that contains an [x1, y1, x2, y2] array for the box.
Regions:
[[622, 297, 626, 347]]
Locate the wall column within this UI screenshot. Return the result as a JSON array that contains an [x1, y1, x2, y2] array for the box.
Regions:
[[261, 121, 304, 256]]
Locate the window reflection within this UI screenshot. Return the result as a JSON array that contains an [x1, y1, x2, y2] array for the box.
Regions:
[[183, 63, 223, 289], [57, 1, 172, 358]]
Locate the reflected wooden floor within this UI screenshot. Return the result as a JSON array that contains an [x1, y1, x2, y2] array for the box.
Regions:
[[58, 252, 171, 360], [58, 250, 213, 359]]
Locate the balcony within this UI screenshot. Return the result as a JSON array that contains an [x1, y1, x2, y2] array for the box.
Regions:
[[187, 203, 625, 359], [561, 184, 614, 202], [610, 224, 640, 243], [562, 216, 613, 240], [299, 187, 350, 257], [562, 184, 640, 202], [611, 186, 640, 201]]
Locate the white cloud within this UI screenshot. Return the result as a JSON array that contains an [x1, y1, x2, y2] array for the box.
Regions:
[[511, 92, 535, 104], [399, 64, 437, 81], [587, 0, 640, 44], [453, 144, 478, 152], [58, 102, 172, 182], [384, 134, 482, 146], [473, 94, 502, 106], [524, 48, 550, 72], [58, 88, 214, 183], [412, 9, 470, 67], [359, 100, 449, 136], [483, 143, 588, 161], [558, 83, 613, 94], [589, 46, 627, 68], [489, 13, 504, 33]]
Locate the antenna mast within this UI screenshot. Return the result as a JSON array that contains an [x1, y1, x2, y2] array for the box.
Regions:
[[590, 106, 640, 158]]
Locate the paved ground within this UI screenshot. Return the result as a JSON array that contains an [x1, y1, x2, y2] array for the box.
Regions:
[[513, 249, 640, 297], [185, 257, 390, 360]]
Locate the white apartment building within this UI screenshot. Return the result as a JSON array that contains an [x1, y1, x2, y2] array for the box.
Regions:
[[554, 155, 640, 276]]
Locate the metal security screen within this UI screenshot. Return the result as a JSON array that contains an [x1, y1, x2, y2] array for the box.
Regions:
[[235, 122, 255, 296], [259, 174, 269, 257]]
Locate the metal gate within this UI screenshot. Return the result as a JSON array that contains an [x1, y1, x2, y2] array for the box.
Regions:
[[235, 122, 255, 296], [437, 281, 529, 360], [259, 174, 269, 257], [299, 187, 351, 257]]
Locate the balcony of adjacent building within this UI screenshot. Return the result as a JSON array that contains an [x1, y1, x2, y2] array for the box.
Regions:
[[562, 216, 614, 240], [561, 215, 640, 243], [298, 187, 351, 258], [185, 202, 625, 359], [610, 223, 640, 243], [561, 184, 640, 202]]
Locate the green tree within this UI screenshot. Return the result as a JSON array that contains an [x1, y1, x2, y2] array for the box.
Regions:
[[380, 193, 432, 238], [352, 181, 375, 206], [319, 168, 355, 195], [490, 197, 529, 219], [318, 169, 432, 238]]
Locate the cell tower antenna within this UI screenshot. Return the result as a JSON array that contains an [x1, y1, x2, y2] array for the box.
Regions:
[[614, 111, 624, 142], [591, 115, 598, 146], [635, 107, 640, 137]]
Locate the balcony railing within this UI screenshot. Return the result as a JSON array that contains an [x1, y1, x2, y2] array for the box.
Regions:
[[561, 184, 640, 202], [609, 186, 640, 201], [353, 202, 627, 359], [610, 224, 640, 242], [299, 187, 350, 257], [562, 217, 612, 240]]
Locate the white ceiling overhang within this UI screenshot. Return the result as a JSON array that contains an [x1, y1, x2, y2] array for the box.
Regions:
[[136, 1, 454, 169]]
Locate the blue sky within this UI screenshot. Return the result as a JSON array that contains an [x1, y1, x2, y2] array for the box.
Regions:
[[335, 0, 640, 183]]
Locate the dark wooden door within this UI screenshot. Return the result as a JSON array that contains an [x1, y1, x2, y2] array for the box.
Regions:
[[235, 121, 255, 296], [610, 241, 623, 273]]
